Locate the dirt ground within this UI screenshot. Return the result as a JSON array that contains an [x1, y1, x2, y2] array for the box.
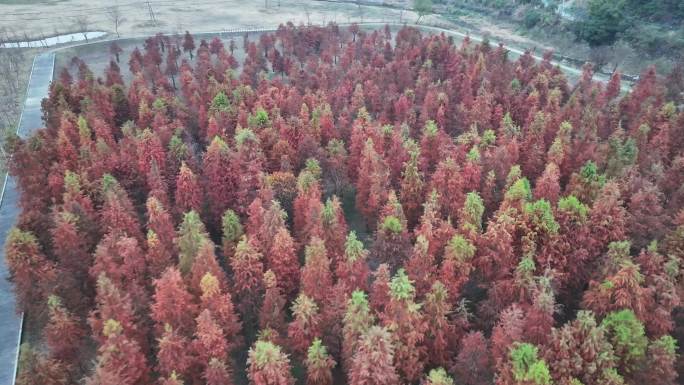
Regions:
[[0, 0, 418, 41]]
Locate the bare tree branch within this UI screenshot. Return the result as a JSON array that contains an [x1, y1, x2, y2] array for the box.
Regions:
[[74, 15, 91, 42], [106, 5, 127, 38]]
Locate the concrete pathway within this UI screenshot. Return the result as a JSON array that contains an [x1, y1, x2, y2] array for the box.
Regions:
[[0, 51, 55, 385]]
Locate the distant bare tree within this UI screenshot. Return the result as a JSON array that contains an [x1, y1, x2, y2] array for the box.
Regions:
[[589, 45, 613, 73], [106, 5, 127, 38], [74, 15, 91, 42]]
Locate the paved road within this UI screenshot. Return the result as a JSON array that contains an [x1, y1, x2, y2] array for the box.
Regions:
[[0, 51, 55, 385]]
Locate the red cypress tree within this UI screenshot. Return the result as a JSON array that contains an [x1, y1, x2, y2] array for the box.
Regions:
[[542, 310, 616, 385], [44, 296, 84, 364], [305, 338, 336, 385], [193, 309, 229, 365], [267, 227, 300, 298], [146, 196, 176, 255], [175, 162, 203, 215], [372, 215, 412, 272], [320, 196, 349, 267], [16, 344, 70, 385], [189, 241, 228, 295], [183, 31, 196, 59], [336, 231, 371, 293], [85, 319, 151, 385], [634, 336, 678, 385], [293, 170, 324, 245], [400, 147, 426, 228], [370, 263, 391, 314], [51, 210, 92, 298], [439, 234, 475, 301], [533, 163, 560, 205], [423, 281, 459, 368], [288, 294, 323, 356], [222, 209, 244, 259], [452, 331, 494, 385], [234, 128, 266, 214], [381, 269, 427, 382], [99, 174, 143, 241], [88, 274, 147, 352], [199, 272, 242, 351], [341, 290, 375, 371], [247, 340, 295, 385], [90, 232, 146, 294], [5, 228, 58, 315], [230, 236, 265, 319], [205, 358, 234, 385], [356, 138, 390, 225], [348, 326, 400, 385], [156, 324, 194, 379], [151, 267, 197, 336], [491, 304, 526, 370], [259, 270, 287, 337], [300, 237, 333, 304], [404, 235, 437, 299], [202, 136, 235, 226]]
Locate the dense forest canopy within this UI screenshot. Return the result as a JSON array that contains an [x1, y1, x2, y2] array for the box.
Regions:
[[5, 23, 684, 385]]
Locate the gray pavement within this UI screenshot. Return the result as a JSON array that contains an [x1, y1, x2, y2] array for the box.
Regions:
[[0, 52, 54, 385]]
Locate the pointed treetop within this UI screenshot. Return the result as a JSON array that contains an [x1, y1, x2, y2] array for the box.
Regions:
[[263, 269, 277, 289], [248, 108, 270, 128], [607, 240, 631, 262], [445, 235, 476, 262], [349, 290, 370, 310], [47, 294, 62, 310], [389, 269, 415, 301], [344, 232, 367, 263], [207, 136, 229, 153], [509, 342, 552, 385], [250, 340, 288, 368], [558, 195, 589, 220], [200, 272, 220, 297], [466, 146, 481, 162], [461, 192, 485, 230], [482, 129, 496, 147], [601, 309, 648, 366], [210, 91, 230, 112], [77, 115, 91, 138], [101, 173, 121, 196], [506, 165, 523, 188], [321, 197, 340, 226], [306, 338, 331, 364], [235, 128, 258, 147], [424, 368, 454, 385], [381, 216, 403, 234], [423, 120, 439, 137], [63, 170, 82, 194], [505, 177, 532, 202], [524, 199, 560, 234], [291, 294, 319, 319], [222, 209, 243, 243], [304, 158, 322, 180], [102, 319, 123, 338], [176, 210, 211, 273]]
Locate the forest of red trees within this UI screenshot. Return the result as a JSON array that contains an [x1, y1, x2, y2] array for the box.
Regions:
[[5, 23, 684, 385]]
